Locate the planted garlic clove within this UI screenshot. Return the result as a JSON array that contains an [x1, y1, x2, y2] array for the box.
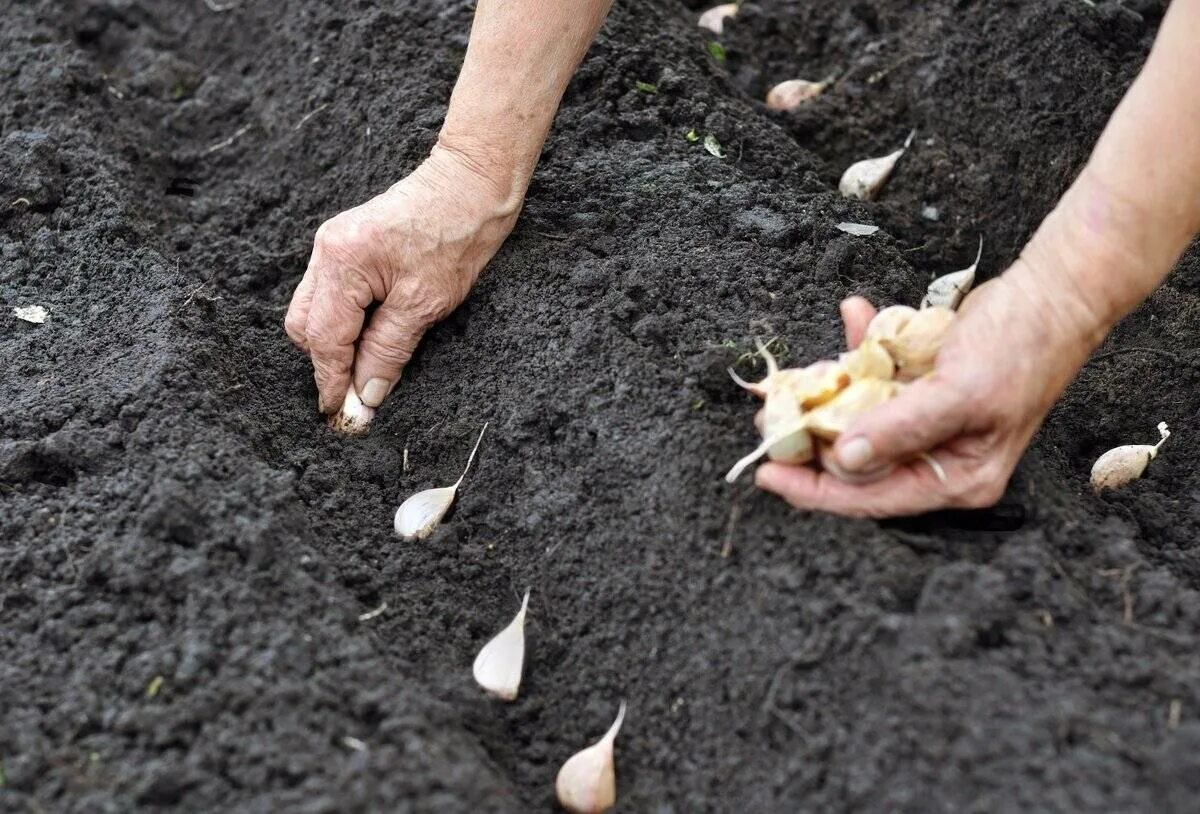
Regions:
[[864, 304, 917, 346], [473, 589, 530, 701], [838, 129, 916, 201], [765, 78, 829, 111], [329, 387, 376, 435], [1091, 422, 1171, 491], [803, 378, 899, 440], [817, 440, 895, 485], [889, 306, 954, 380], [922, 236, 983, 310], [394, 423, 489, 540], [697, 2, 738, 34], [556, 702, 626, 814], [838, 338, 895, 381]]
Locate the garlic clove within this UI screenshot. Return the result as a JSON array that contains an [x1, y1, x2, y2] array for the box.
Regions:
[[472, 589, 530, 701], [838, 338, 895, 381], [555, 702, 626, 814], [765, 78, 829, 111], [838, 129, 916, 201], [889, 306, 954, 380], [393, 423, 489, 540], [864, 304, 917, 346], [328, 386, 376, 435], [697, 3, 738, 34], [725, 419, 808, 482], [803, 378, 898, 440], [761, 388, 814, 464], [817, 440, 895, 484], [1091, 422, 1170, 491], [777, 360, 850, 409], [922, 236, 983, 310]]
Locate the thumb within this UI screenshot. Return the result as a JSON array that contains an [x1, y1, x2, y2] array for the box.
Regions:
[[833, 375, 969, 472], [352, 299, 429, 407]]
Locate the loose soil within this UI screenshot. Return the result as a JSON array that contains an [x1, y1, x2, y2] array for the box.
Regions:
[[3, 0, 1200, 811]]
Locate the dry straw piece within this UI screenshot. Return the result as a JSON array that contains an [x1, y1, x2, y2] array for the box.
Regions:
[[472, 589, 530, 701], [555, 702, 626, 814], [1091, 422, 1171, 491], [394, 423, 488, 540], [697, 2, 738, 34], [839, 129, 916, 201], [923, 236, 983, 310]]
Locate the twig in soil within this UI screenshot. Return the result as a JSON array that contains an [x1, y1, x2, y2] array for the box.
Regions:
[[867, 50, 934, 85], [10, 197, 32, 209], [358, 601, 388, 622], [721, 485, 755, 558], [203, 0, 242, 11], [183, 284, 223, 307], [292, 103, 330, 131], [205, 124, 253, 155], [1098, 562, 1141, 625], [1088, 346, 1185, 366], [1168, 699, 1182, 731]]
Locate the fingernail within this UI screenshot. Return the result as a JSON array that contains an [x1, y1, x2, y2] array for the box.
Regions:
[[360, 377, 390, 408], [317, 394, 328, 415], [838, 437, 874, 472]]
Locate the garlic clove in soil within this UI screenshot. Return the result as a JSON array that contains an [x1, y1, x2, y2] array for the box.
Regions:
[[765, 77, 830, 111], [555, 702, 627, 814], [922, 236, 983, 310], [472, 589, 530, 701], [887, 305, 955, 381], [394, 423, 489, 541], [698, 3, 738, 35], [838, 129, 916, 201], [1091, 422, 1171, 491], [328, 386, 376, 435]]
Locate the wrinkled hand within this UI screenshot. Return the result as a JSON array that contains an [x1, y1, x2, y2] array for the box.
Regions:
[[285, 145, 522, 413], [755, 264, 1103, 517]]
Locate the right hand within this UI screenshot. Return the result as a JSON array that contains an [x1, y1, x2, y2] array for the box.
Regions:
[[284, 143, 523, 414]]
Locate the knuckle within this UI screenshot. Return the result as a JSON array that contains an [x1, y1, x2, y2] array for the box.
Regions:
[[315, 216, 382, 257]]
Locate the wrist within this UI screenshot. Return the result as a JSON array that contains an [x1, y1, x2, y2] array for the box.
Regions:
[[426, 136, 529, 222]]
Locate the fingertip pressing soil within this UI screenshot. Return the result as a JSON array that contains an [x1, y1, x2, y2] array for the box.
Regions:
[[2, 0, 1198, 811]]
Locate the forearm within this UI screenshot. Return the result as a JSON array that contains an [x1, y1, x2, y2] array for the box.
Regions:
[[1013, 0, 1200, 338], [435, 0, 614, 209]]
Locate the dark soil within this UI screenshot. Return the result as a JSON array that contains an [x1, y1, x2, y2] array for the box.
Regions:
[[3, 0, 1199, 810]]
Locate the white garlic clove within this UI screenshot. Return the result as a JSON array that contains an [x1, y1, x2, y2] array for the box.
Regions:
[[1091, 422, 1171, 491], [328, 387, 376, 435], [761, 389, 814, 464], [472, 589, 530, 701], [765, 78, 829, 111], [864, 304, 917, 346], [922, 236, 983, 310], [697, 3, 738, 34], [838, 129, 916, 201], [888, 306, 954, 381], [394, 423, 489, 540], [838, 338, 895, 381], [803, 378, 899, 441], [555, 702, 626, 814]]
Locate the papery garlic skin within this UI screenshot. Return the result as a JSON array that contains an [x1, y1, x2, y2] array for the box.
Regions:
[[838, 130, 916, 201], [555, 702, 626, 814], [473, 590, 530, 701], [1091, 422, 1170, 491], [698, 3, 738, 34], [765, 78, 827, 111], [923, 237, 983, 310], [329, 387, 376, 435]]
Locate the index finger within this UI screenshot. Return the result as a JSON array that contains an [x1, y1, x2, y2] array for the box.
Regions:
[[306, 269, 372, 414]]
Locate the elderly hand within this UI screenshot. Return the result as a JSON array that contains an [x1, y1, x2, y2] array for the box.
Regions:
[[285, 143, 522, 414]]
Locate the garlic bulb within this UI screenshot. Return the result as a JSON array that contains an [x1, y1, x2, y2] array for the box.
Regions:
[[394, 423, 488, 540], [555, 702, 626, 814], [838, 129, 916, 201], [697, 3, 738, 34], [1091, 422, 1171, 491], [472, 589, 530, 701], [765, 78, 829, 111], [922, 236, 983, 310], [329, 386, 376, 435]]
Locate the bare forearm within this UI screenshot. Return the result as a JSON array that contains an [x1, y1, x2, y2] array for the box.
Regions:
[[436, 0, 614, 208], [1014, 0, 1200, 338]]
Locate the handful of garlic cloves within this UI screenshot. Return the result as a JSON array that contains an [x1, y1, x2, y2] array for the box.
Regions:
[[725, 306, 956, 484], [1091, 422, 1171, 491]]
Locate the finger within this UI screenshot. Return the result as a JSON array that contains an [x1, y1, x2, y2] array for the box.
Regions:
[[284, 263, 318, 353], [352, 296, 431, 407], [755, 459, 952, 518], [307, 274, 371, 414], [841, 296, 877, 349], [832, 375, 968, 473], [754, 408, 764, 434]]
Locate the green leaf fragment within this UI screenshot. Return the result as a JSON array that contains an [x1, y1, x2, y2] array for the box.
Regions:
[[686, 129, 700, 142], [635, 81, 658, 94], [704, 134, 725, 158], [706, 41, 727, 62]]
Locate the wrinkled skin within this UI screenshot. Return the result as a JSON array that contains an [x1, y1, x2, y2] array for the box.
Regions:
[[285, 145, 521, 413]]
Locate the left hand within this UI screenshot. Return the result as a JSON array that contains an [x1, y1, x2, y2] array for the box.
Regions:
[[754, 264, 1103, 517]]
